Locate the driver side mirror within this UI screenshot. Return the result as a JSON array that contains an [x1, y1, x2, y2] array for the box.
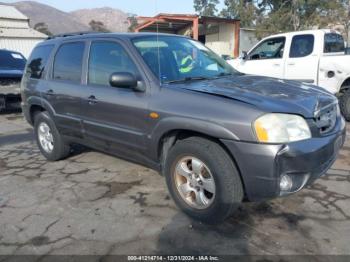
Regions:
[[240, 51, 248, 60], [109, 72, 145, 92]]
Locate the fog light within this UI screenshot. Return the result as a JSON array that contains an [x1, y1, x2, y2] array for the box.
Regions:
[[280, 175, 293, 191]]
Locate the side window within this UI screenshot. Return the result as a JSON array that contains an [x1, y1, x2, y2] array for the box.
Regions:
[[26, 45, 54, 79], [289, 34, 314, 58], [324, 33, 345, 53], [53, 42, 85, 82], [249, 37, 285, 60], [88, 41, 138, 86]]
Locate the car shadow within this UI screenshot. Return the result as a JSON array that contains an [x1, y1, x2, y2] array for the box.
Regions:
[[0, 108, 22, 115], [155, 205, 254, 255], [155, 200, 312, 256]]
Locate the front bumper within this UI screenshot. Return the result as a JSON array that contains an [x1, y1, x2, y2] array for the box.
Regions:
[[221, 117, 346, 202]]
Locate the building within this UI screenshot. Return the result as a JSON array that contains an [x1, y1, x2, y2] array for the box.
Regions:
[[0, 4, 47, 58], [135, 14, 241, 58], [239, 28, 259, 54]]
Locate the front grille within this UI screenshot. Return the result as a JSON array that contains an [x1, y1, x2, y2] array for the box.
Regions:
[[0, 78, 21, 87], [314, 103, 337, 134]]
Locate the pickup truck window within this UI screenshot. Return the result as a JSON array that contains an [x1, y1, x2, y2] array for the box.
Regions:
[[289, 34, 314, 58], [88, 41, 138, 86], [324, 33, 345, 53], [248, 37, 285, 60], [132, 36, 235, 83], [26, 45, 54, 79], [53, 42, 85, 83]]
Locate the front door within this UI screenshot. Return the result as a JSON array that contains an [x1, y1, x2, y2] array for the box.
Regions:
[[284, 34, 319, 84], [235, 36, 286, 79], [81, 40, 149, 157]]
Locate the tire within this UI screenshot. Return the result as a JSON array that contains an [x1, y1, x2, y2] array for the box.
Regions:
[[164, 137, 243, 224], [339, 87, 350, 121], [34, 111, 70, 161]]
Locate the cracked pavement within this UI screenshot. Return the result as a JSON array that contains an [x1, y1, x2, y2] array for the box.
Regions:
[[0, 112, 349, 256]]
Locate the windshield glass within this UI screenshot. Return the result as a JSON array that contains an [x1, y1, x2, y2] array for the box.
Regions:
[[132, 36, 237, 83], [0, 50, 26, 70]]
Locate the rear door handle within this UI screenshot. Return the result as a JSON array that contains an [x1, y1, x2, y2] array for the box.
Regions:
[[88, 95, 98, 105], [287, 62, 295, 66], [45, 89, 54, 95], [273, 63, 281, 67]]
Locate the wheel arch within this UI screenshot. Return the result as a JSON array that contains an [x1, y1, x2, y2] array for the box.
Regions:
[[156, 129, 248, 199], [27, 96, 55, 125], [340, 77, 350, 91]]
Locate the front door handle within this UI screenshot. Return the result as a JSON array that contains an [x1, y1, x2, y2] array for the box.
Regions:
[[88, 95, 98, 105], [45, 89, 54, 96]]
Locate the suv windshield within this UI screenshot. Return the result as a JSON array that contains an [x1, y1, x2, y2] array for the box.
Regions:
[[0, 50, 26, 70], [132, 36, 237, 83]]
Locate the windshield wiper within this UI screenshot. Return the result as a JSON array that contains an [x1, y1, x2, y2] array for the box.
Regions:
[[165, 76, 210, 84]]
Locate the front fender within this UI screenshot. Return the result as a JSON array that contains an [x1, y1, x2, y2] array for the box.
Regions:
[[148, 116, 240, 160]]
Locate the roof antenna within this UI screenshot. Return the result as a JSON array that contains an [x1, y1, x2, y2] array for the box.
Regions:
[[155, 0, 161, 84]]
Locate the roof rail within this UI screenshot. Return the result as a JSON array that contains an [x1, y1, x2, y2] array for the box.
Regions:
[[46, 31, 102, 40]]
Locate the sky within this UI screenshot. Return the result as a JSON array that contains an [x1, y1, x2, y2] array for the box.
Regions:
[[2, 0, 225, 16]]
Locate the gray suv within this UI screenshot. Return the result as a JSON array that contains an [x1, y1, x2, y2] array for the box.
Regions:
[[21, 33, 346, 224]]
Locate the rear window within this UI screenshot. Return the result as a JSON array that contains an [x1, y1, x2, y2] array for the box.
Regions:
[[26, 45, 54, 79], [324, 33, 345, 53], [0, 50, 26, 70], [53, 42, 85, 83], [289, 34, 314, 58]]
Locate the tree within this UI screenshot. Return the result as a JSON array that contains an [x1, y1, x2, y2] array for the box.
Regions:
[[220, 0, 260, 27], [252, 0, 345, 37], [34, 22, 52, 36], [333, 0, 350, 43], [194, 0, 220, 16], [89, 20, 110, 32]]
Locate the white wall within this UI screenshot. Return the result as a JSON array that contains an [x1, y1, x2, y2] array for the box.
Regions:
[[239, 29, 258, 54], [205, 23, 235, 56], [0, 38, 43, 58]]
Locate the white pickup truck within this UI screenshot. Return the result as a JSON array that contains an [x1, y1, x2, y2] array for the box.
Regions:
[[228, 29, 350, 120]]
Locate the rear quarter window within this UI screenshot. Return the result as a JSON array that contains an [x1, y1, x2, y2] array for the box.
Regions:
[[26, 45, 54, 79], [324, 33, 345, 53]]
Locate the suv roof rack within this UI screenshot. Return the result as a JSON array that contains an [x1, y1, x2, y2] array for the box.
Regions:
[[46, 31, 102, 40]]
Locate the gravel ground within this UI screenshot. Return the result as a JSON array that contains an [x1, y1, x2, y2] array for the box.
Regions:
[[0, 112, 349, 257]]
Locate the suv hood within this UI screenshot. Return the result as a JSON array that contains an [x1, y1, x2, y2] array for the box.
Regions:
[[169, 75, 336, 118]]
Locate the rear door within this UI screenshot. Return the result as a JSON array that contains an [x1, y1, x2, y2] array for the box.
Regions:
[[284, 34, 319, 84], [44, 41, 87, 138], [235, 37, 286, 79], [81, 39, 149, 157]]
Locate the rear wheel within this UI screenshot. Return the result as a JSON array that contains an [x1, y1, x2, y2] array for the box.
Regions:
[[339, 87, 350, 121], [164, 137, 243, 224], [34, 111, 70, 161]]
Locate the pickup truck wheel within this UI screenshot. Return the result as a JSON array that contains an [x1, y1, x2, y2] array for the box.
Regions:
[[164, 137, 243, 224], [339, 88, 350, 121], [34, 111, 70, 161]]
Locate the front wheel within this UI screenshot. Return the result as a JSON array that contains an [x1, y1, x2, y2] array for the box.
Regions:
[[164, 137, 244, 224], [339, 88, 350, 121]]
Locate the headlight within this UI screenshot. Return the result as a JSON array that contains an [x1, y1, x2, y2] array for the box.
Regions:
[[254, 113, 311, 143]]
